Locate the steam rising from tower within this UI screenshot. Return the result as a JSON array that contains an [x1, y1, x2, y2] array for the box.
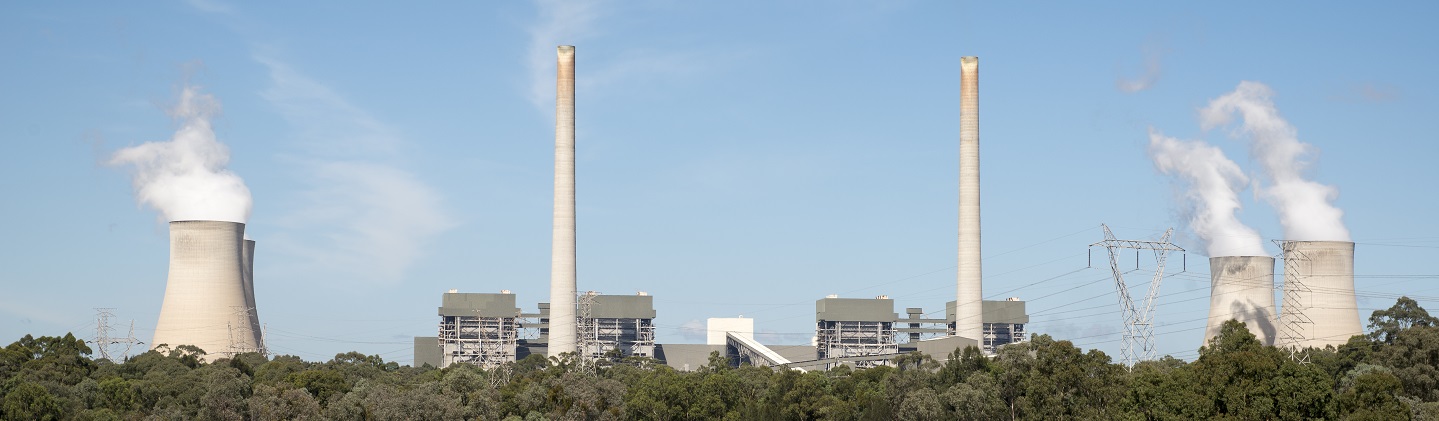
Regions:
[[955, 56, 982, 342], [1201, 81, 1349, 241], [110, 86, 252, 224], [1148, 131, 1265, 257], [548, 45, 578, 357]]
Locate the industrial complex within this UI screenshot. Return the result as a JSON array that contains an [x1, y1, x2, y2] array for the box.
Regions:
[[139, 45, 1366, 370]]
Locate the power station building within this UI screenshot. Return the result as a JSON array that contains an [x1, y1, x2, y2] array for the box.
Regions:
[[577, 291, 657, 360], [815, 296, 899, 367], [434, 291, 520, 368], [417, 290, 656, 368]]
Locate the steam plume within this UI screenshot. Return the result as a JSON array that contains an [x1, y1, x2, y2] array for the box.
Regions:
[[1148, 130, 1266, 256], [1200, 81, 1349, 241], [111, 86, 252, 223]]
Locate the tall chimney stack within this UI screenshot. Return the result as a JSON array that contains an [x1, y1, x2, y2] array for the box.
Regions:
[[548, 45, 578, 357], [956, 56, 983, 342]]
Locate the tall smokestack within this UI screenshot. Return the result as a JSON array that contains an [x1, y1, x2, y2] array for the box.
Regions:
[[151, 221, 258, 361], [955, 56, 982, 342], [1204, 256, 1278, 347], [548, 45, 578, 357], [241, 239, 263, 350], [1279, 241, 1360, 349]]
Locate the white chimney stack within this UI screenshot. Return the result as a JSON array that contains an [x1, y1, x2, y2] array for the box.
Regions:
[[548, 45, 578, 357], [955, 56, 983, 342]]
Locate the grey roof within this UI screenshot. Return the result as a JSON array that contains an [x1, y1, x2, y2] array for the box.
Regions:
[[588, 294, 656, 319], [439, 293, 519, 318], [654, 344, 724, 371], [816, 298, 897, 322], [945, 300, 1030, 324]]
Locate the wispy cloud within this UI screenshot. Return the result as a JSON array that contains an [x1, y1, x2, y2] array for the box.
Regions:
[[1331, 82, 1400, 103], [1117, 40, 1165, 93], [256, 55, 453, 283]]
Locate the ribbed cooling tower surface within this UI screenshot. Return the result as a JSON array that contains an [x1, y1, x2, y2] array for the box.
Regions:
[[1204, 256, 1278, 347], [1279, 241, 1360, 349], [242, 239, 263, 350], [151, 221, 258, 361]]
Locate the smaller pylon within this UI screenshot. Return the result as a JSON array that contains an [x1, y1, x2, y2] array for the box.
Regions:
[[91, 308, 143, 361]]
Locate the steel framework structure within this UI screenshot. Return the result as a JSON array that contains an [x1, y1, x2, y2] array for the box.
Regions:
[[1090, 224, 1184, 367], [981, 322, 1026, 354], [438, 312, 519, 369], [815, 320, 898, 368], [576, 293, 656, 360], [226, 306, 263, 358], [1276, 241, 1313, 364], [90, 308, 143, 361]]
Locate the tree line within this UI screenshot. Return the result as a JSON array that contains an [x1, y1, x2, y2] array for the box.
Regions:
[[4, 297, 1439, 420]]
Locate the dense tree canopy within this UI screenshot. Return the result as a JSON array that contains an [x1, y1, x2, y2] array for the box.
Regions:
[[3, 297, 1437, 420]]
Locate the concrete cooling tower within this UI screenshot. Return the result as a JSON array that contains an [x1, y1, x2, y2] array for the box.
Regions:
[[151, 221, 261, 360], [1204, 256, 1278, 347], [1278, 241, 1360, 349], [241, 239, 264, 350]]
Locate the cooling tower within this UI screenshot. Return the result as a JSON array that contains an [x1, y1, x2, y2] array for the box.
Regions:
[[548, 45, 578, 357], [955, 56, 983, 342], [1279, 241, 1360, 349], [151, 221, 258, 361], [241, 239, 263, 350], [1204, 256, 1278, 347]]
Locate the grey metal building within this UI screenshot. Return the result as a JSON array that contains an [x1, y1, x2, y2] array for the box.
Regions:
[[946, 299, 1029, 354], [436, 291, 520, 368], [815, 296, 899, 368], [578, 292, 657, 359]]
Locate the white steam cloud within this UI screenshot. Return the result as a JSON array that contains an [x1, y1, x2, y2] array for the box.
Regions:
[[1148, 129, 1265, 256], [110, 86, 252, 223], [1200, 81, 1349, 241]]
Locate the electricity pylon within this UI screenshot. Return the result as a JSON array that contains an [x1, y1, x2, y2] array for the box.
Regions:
[[1090, 224, 1184, 367]]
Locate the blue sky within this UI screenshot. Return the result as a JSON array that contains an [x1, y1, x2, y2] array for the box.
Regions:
[[2, 1, 1437, 364]]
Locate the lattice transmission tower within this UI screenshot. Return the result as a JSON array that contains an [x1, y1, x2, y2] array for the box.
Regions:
[[91, 308, 143, 361], [1275, 240, 1313, 364], [1089, 224, 1184, 367]]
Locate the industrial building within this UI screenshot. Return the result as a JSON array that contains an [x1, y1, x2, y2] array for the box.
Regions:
[[418, 290, 656, 368], [577, 291, 656, 359], [151, 220, 265, 361], [435, 291, 520, 368], [814, 296, 899, 368]]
